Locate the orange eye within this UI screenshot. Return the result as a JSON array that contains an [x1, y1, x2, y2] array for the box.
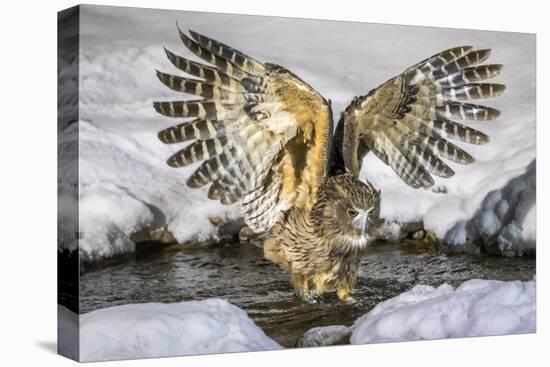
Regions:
[[347, 209, 359, 218]]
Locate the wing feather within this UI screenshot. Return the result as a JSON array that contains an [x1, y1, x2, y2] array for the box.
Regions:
[[154, 26, 332, 232], [333, 46, 505, 188]]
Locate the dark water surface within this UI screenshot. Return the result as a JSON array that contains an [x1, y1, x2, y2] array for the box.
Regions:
[[79, 242, 535, 347]]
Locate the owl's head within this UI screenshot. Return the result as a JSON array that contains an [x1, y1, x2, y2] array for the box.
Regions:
[[312, 174, 381, 248]]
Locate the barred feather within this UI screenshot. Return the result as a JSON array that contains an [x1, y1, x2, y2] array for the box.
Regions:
[[435, 64, 503, 87], [152, 27, 349, 234], [187, 146, 249, 190], [166, 136, 228, 167], [177, 25, 249, 80], [431, 119, 489, 144], [406, 46, 473, 76], [427, 136, 474, 164], [441, 83, 506, 101], [163, 47, 245, 89], [436, 102, 500, 121], [441, 49, 492, 75], [336, 45, 505, 189], [187, 152, 232, 188], [189, 29, 265, 75], [383, 123, 450, 179], [153, 100, 240, 120], [205, 171, 245, 204], [155, 70, 245, 98], [386, 140, 434, 188], [158, 119, 225, 144], [400, 114, 489, 145], [207, 181, 225, 200]]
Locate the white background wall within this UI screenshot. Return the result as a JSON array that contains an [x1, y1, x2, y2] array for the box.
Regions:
[[0, 0, 547, 366]]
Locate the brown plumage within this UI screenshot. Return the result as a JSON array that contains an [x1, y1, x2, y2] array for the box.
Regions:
[[154, 27, 504, 302], [265, 175, 380, 302]]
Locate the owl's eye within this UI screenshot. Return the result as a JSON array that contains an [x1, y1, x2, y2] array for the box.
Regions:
[[347, 209, 359, 218]]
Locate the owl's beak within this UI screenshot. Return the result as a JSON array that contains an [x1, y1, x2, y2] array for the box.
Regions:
[[352, 209, 371, 235]]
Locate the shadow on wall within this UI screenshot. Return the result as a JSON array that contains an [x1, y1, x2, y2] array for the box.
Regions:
[[445, 160, 536, 256]]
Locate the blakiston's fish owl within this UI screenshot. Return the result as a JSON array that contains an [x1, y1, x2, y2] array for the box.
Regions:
[[153, 26, 504, 302]]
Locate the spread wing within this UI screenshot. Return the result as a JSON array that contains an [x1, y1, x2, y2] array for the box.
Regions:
[[332, 46, 505, 188], [154, 26, 333, 232]]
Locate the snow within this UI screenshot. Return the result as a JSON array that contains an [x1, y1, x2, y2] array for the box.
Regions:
[[58, 5, 535, 259], [350, 278, 536, 344], [59, 42, 242, 260], [59, 279, 535, 361], [61, 299, 280, 362], [68, 279, 532, 360], [444, 160, 535, 255], [74, 118, 241, 261]]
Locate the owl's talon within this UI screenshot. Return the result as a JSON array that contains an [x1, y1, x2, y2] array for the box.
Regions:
[[337, 288, 355, 303], [342, 296, 357, 304], [295, 289, 321, 304]]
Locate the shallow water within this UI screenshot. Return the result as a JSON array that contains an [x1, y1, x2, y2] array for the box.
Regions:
[[79, 242, 535, 347]]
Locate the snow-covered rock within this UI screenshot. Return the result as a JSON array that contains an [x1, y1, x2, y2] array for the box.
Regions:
[[64, 299, 280, 362], [57, 6, 535, 260], [350, 278, 536, 344], [444, 160, 535, 256]]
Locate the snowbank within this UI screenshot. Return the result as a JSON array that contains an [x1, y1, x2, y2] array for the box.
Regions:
[[74, 299, 280, 362], [350, 278, 536, 344], [57, 6, 535, 260], [445, 161, 535, 255], [57, 43, 242, 261]]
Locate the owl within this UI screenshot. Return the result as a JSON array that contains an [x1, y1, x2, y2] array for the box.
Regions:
[[153, 26, 504, 302]]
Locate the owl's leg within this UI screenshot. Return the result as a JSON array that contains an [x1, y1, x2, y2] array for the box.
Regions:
[[336, 284, 356, 304], [292, 274, 320, 303], [312, 274, 330, 299], [336, 262, 360, 303]]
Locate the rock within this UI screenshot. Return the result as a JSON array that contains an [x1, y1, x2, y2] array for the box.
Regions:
[[373, 220, 424, 242], [239, 226, 255, 241], [130, 226, 176, 244], [129, 218, 244, 250], [495, 221, 524, 256], [443, 160, 536, 257], [296, 325, 351, 347], [411, 229, 426, 240], [217, 218, 244, 240], [208, 216, 224, 226], [239, 226, 264, 248]]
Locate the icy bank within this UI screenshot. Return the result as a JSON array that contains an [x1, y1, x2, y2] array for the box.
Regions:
[[65, 299, 280, 362], [351, 278, 536, 344], [444, 160, 535, 256]]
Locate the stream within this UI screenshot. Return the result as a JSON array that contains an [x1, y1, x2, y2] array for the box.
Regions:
[[79, 241, 536, 347]]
